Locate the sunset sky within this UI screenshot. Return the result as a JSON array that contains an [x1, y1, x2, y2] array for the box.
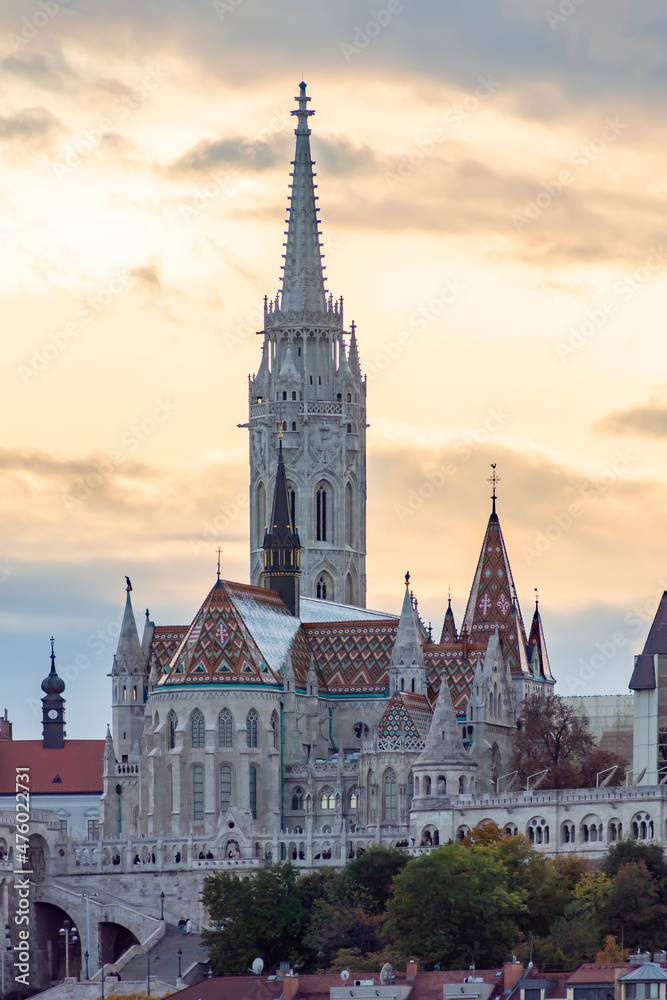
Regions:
[[2, 0, 667, 738]]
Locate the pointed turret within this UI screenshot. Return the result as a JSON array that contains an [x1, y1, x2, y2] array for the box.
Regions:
[[41, 637, 66, 749], [111, 581, 148, 764], [280, 82, 326, 314], [527, 596, 554, 681], [440, 597, 457, 644], [261, 433, 301, 616], [462, 472, 530, 680], [388, 573, 426, 695], [348, 322, 361, 377], [113, 589, 143, 676], [278, 343, 300, 382]]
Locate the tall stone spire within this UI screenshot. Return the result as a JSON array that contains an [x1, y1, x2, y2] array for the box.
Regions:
[[280, 82, 327, 314], [248, 82, 367, 608], [111, 581, 148, 763]]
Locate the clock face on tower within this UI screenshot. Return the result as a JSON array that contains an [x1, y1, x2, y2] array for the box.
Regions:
[[47, 709, 58, 720]]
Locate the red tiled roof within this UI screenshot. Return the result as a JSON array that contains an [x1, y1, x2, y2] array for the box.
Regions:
[[0, 740, 104, 793], [303, 620, 397, 691], [567, 965, 627, 984]]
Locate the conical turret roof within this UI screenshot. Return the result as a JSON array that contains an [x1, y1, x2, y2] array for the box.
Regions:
[[440, 597, 457, 644], [416, 673, 472, 768], [112, 588, 143, 676], [389, 575, 424, 669]]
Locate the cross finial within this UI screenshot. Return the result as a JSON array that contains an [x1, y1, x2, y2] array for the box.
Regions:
[[216, 547, 222, 581], [50, 636, 56, 670], [534, 586, 539, 609], [488, 463, 500, 514]]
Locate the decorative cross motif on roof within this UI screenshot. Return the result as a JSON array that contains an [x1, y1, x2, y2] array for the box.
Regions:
[[479, 594, 492, 615]]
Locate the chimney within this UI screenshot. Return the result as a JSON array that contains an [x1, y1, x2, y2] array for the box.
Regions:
[[503, 962, 524, 993], [406, 960, 418, 980], [282, 973, 299, 1000]]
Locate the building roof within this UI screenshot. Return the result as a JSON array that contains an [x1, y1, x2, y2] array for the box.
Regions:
[[303, 620, 398, 692], [620, 964, 667, 982], [629, 592, 667, 690], [378, 692, 432, 740], [567, 964, 626, 984], [0, 740, 104, 793], [299, 598, 397, 623]]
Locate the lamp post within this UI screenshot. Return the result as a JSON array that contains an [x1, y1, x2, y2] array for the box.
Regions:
[[58, 920, 78, 980], [159, 892, 165, 920], [99, 948, 105, 1000], [146, 944, 159, 998], [177, 949, 182, 980], [80, 891, 98, 979]]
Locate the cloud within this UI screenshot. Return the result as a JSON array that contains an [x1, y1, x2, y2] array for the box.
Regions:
[[167, 134, 286, 177], [0, 105, 63, 156], [594, 398, 667, 439]]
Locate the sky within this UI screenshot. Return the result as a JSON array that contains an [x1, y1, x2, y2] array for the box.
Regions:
[[2, 0, 667, 738]]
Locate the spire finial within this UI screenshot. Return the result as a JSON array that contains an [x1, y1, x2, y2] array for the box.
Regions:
[[534, 586, 539, 609], [50, 636, 56, 670], [488, 463, 500, 514], [293, 80, 314, 134], [125, 575, 132, 593], [216, 547, 223, 581]]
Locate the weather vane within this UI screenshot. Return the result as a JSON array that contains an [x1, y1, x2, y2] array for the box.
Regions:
[[488, 463, 500, 513]]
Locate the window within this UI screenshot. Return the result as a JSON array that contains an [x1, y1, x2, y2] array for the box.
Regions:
[[218, 709, 233, 748], [383, 770, 397, 821], [292, 787, 305, 811], [255, 482, 266, 545], [249, 766, 257, 819], [346, 424, 352, 433], [349, 788, 359, 810], [625, 985, 660, 999], [270, 711, 279, 749], [407, 774, 413, 810], [345, 482, 354, 547], [246, 709, 258, 748], [287, 485, 296, 529], [193, 766, 204, 821], [59, 820, 68, 837], [168, 711, 177, 750], [167, 765, 173, 812], [317, 576, 327, 599], [291, 421, 296, 431], [347, 393, 352, 402], [316, 485, 328, 541], [191, 709, 205, 748], [132, 686, 137, 701], [320, 787, 335, 810], [122, 686, 127, 701], [220, 766, 232, 813], [87, 820, 99, 841], [291, 391, 296, 400], [282, 391, 287, 400]]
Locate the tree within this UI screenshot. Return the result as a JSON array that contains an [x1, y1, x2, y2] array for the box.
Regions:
[[201, 863, 307, 973], [512, 694, 626, 789], [601, 839, 667, 885], [383, 843, 525, 969], [596, 935, 628, 963], [342, 844, 408, 915], [603, 861, 667, 950], [489, 833, 570, 937]]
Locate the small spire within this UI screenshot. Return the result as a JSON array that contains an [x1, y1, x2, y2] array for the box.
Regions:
[[488, 463, 500, 515], [216, 547, 222, 581], [50, 635, 56, 671], [348, 321, 361, 377]]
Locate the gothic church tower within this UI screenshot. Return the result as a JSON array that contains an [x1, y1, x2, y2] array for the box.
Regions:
[[248, 82, 367, 607]]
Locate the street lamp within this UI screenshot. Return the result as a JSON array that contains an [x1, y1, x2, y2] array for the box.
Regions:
[[79, 892, 98, 979], [159, 892, 165, 920], [146, 944, 159, 997], [59, 920, 78, 980], [177, 949, 182, 979]]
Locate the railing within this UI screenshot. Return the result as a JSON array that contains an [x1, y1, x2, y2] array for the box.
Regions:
[[362, 737, 426, 753]]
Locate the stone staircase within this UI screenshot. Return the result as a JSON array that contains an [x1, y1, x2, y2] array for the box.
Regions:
[[115, 923, 209, 987]]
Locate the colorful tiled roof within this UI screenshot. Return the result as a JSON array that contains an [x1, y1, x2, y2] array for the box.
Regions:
[[378, 692, 432, 739], [424, 646, 485, 713], [462, 506, 530, 678], [151, 627, 188, 677], [302, 620, 398, 692], [0, 740, 104, 793]]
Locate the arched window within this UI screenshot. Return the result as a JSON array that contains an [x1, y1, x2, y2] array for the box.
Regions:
[[424, 775, 431, 795], [345, 482, 354, 547], [320, 786, 335, 810], [191, 709, 205, 748], [249, 765, 257, 819], [316, 575, 328, 600], [255, 482, 266, 546], [167, 764, 173, 812], [218, 709, 233, 748], [407, 774, 414, 809], [349, 788, 359, 810], [246, 709, 258, 748], [383, 769, 397, 821], [270, 711, 279, 749], [345, 574, 354, 605], [316, 484, 330, 541], [122, 686, 127, 701], [193, 766, 204, 821], [287, 484, 297, 529], [292, 787, 305, 811], [167, 711, 177, 750], [132, 686, 137, 701], [220, 766, 232, 813]]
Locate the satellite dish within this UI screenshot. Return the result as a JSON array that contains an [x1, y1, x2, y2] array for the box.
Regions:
[[380, 964, 393, 985], [341, 970, 350, 981], [252, 958, 264, 975]]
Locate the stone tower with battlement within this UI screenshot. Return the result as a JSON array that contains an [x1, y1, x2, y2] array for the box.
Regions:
[[247, 82, 367, 607]]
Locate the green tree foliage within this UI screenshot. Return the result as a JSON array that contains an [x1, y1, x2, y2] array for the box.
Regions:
[[201, 863, 307, 973], [603, 861, 667, 950], [601, 839, 667, 884], [512, 694, 626, 789], [341, 844, 408, 914], [383, 843, 525, 969]]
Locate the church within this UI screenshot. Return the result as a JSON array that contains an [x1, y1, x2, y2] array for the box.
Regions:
[[3, 81, 667, 989]]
